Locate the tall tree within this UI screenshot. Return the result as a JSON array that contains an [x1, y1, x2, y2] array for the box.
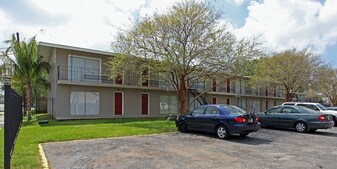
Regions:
[[1, 33, 50, 113], [311, 66, 337, 106], [108, 0, 260, 114], [251, 48, 321, 102]]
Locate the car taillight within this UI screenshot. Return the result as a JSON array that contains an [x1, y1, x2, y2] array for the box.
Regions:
[[318, 115, 327, 122], [234, 117, 246, 123], [255, 116, 259, 122]]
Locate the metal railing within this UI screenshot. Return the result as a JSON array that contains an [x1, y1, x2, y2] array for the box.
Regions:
[[57, 65, 170, 88], [4, 84, 23, 169]]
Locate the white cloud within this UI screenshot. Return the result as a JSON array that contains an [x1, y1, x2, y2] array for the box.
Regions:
[[234, 0, 337, 54], [0, 0, 181, 51]]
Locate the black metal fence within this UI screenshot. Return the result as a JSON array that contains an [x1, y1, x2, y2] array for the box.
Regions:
[[4, 84, 23, 169]]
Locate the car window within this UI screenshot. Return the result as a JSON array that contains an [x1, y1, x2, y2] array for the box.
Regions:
[[191, 107, 205, 115], [219, 105, 246, 115], [316, 103, 327, 110], [282, 107, 298, 113], [266, 107, 282, 114], [297, 104, 318, 111], [205, 107, 220, 115]]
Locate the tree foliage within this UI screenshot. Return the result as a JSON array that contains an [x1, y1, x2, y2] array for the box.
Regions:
[[251, 48, 321, 102], [311, 66, 337, 106], [108, 0, 261, 114], [1, 34, 50, 112]]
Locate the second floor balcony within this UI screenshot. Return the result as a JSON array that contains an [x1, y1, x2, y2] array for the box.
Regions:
[[57, 65, 170, 88], [57, 65, 285, 98]]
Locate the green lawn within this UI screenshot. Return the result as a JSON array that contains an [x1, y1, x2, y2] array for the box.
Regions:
[[0, 114, 177, 169]]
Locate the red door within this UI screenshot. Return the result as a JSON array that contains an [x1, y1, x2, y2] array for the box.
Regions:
[[212, 97, 217, 104], [141, 94, 149, 115], [226, 98, 230, 105], [115, 92, 123, 115]]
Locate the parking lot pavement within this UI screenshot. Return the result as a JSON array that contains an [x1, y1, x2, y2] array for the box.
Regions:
[[42, 128, 337, 169]]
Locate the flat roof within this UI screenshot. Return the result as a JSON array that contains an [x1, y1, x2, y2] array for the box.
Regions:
[[38, 41, 116, 56]]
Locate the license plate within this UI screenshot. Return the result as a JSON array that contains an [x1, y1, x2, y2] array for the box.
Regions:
[[248, 117, 253, 123]]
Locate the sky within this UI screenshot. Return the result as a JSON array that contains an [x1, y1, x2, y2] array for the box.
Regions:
[[0, 0, 336, 67]]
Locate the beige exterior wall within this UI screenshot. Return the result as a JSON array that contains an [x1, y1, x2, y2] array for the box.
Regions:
[[39, 44, 285, 120]]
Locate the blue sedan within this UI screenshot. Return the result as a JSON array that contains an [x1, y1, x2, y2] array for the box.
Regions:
[[175, 104, 261, 139]]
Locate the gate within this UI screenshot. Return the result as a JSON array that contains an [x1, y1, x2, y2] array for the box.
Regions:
[[4, 84, 23, 169]]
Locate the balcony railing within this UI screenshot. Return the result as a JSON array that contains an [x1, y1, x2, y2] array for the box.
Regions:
[[57, 65, 170, 88], [57, 65, 284, 97]]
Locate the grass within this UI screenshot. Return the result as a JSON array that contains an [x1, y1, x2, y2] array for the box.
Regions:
[[0, 114, 177, 169]]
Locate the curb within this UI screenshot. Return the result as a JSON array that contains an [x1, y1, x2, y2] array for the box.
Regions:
[[38, 144, 49, 169]]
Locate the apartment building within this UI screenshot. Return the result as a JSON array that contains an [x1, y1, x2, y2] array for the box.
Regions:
[[38, 42, 284, 119]]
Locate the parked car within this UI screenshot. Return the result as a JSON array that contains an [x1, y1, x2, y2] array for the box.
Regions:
[[326, 107, 337, 111], [257, 105, 334, 132], [175, 104, 261, 139], [282, 102, 337, 126]]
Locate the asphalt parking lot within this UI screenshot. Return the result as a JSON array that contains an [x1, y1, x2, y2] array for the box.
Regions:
[[42, 127, 337, 169]]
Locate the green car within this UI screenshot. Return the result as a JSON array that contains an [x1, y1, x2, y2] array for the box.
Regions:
[[258, 105, 334, 132]]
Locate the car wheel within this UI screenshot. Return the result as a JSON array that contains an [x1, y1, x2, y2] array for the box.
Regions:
[[239, 133, 249, 137], [216, 125, 229, 139], [295, 121, 308, 133], [333, 117, 337, 127], [178, 122, 188, 133]]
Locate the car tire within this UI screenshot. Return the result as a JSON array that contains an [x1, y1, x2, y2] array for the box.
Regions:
[[333, 117, 337, 127], [216, 125, 229, 139], [239, 133, 249, 137], [178, 122, 188, 133], [295, 121, 308, 133]]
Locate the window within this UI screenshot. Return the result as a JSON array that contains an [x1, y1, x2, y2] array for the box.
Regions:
[[160, 95, 178, 114], [266, 107, 282, 114], [297, 104, 319, 111], [191, 107, 205, 115], [69, 56, 100, 82], [282, 107, 298, 113], [205, 107, 219, 115], [70, 91, 99, 115]]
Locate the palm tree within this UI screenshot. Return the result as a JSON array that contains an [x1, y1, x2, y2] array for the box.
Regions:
[[1, 33, 50, 113]]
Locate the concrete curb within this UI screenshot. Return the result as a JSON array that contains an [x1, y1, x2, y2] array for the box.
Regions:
[[38, 144, 49, 169]]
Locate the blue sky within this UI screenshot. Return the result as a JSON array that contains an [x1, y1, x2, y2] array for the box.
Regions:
[[0, 0, 336, 67]]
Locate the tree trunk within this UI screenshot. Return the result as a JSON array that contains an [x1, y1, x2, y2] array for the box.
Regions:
[[25, 83, 32, 113], [285, 90, 293, 102], [178, 76, 188, 115]]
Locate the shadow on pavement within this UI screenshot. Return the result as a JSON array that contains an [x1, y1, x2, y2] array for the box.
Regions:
[[185, 131, 272, 145]]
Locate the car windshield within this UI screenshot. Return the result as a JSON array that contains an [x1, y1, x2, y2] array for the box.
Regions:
[[316, 103, 327, 110], [219, 105, 246, 115]]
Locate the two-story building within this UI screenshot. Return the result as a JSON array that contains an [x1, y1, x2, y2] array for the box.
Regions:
[[38, 42, 284, 120]]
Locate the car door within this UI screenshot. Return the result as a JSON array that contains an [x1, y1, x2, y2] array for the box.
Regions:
[[200, 106, 221, 132], [278, 107, 299, 128], [185, 107, 206, 131], [260, 107, 282, 127]]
